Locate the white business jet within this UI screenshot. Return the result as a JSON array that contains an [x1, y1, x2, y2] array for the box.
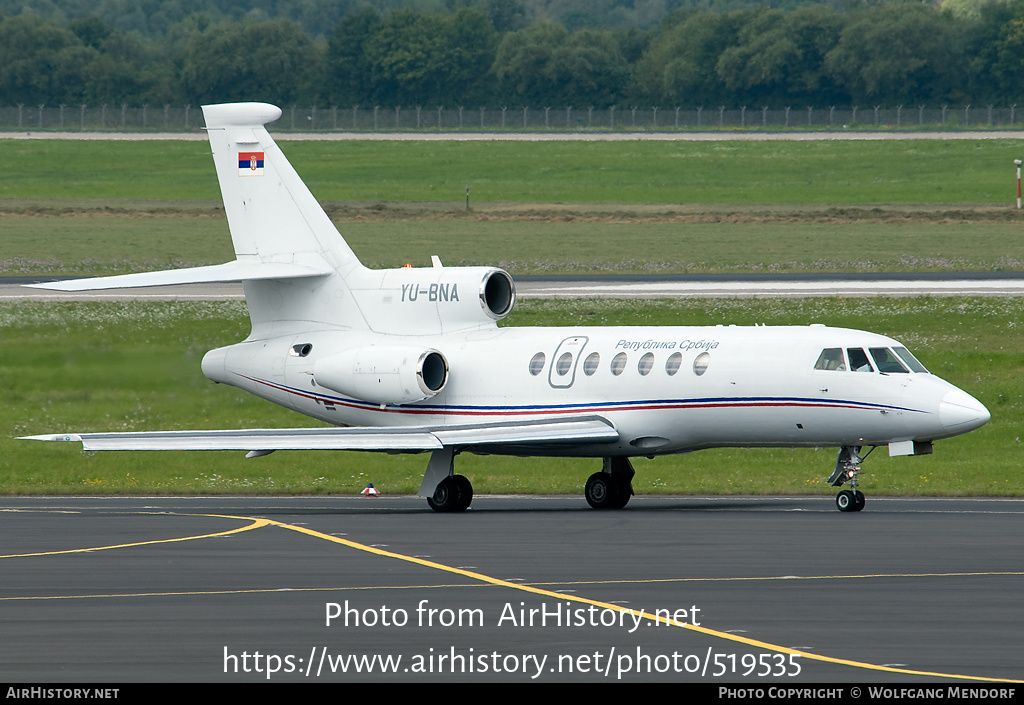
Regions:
[[24, 102, 990, 513]]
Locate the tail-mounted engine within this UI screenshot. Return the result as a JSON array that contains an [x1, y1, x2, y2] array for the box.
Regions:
[[313, 346, 448, 405], [349, 265, 516, 335]]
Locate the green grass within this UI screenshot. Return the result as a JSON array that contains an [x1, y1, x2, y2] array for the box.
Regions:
[[0, 139, 1018, 204], [5, 216, 1024, 276], [1, 298, 1018, 498]]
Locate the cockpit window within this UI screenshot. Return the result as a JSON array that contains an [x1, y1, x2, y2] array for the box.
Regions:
[[893, 346, 928, 373], [869, 347, 909, 373], [847, 348, 874, 372], [814, 348, 846, 371]]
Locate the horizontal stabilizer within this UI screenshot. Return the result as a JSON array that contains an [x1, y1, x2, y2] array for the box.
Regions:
[[24, 260, 332, 292], [21, 417, 619, 453]]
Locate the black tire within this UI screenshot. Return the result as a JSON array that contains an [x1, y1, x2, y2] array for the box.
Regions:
[[585, 472, 620, 509], [427, 475, 468, 513], [852, 490, 865, 512], [610, 477, 633, 509], [452, 474, 473, 512], [836, 490, 856, 512]]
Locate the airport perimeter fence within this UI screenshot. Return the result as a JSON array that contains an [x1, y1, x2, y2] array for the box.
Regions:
[[4, 103, 1024, 132]]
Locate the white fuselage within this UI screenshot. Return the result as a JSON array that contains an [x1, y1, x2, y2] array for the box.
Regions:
[[200, 323, 987, 458]]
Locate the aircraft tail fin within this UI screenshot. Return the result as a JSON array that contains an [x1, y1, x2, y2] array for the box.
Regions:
[[201, 103, 360, 273]]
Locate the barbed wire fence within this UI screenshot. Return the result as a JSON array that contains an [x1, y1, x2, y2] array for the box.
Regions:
[[2, 104, 1021, 132]]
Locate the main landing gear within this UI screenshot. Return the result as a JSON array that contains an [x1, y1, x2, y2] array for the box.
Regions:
[[828, 446, 868, 512], [427, 474, 473, 513], [585, 457, 635, 509], [420, 448, 474, 513]]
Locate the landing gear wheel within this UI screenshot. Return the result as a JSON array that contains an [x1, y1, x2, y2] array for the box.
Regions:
[[610, 477, 633, 509], [853, 490, 865, 512], [836, 489, 865, 512], [427, 474, 472, 513], [452, 474, 473, 512], [585, 472, 620, 509], [586, 472, 633, 509]]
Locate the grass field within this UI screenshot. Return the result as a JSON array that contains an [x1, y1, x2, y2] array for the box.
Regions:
[[0, 139, 1017, 204], [1, 137, 1021, 498], [3, 138, 1024, 276]]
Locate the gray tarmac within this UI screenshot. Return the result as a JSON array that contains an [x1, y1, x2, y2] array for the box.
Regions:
[[2, 494, 1022, 683]]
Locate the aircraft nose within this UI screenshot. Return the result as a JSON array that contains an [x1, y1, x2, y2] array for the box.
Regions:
[[939, 389, 990, 433]]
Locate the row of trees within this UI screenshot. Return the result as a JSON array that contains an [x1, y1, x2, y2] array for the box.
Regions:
[[4, 2, 1024, 111]]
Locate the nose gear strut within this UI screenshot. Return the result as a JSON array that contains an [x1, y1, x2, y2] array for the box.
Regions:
[[828, 446, 869, 512]]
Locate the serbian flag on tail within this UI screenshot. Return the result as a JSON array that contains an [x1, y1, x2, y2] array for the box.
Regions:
[[238, 151, 265, 177]]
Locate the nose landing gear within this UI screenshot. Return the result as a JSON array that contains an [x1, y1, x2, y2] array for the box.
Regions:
[[829, 446, 867, 512]]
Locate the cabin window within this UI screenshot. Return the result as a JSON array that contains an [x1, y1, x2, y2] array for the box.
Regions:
[[848, 348, 874, 372], [611, 352, 627, 376], [556, 351, 573, 376], [870, 347, 909, 373], [529, 352, 545, 376], [814, 348, 845, 371], [693, 352, 710, 376], [584, 352, 600, 376], [894, 346, 928, 373], [666, 352, 682, 376], [638, 352, 654, 376]]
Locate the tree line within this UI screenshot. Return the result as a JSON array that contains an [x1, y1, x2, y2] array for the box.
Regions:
[[3, 1, 1024, 112]]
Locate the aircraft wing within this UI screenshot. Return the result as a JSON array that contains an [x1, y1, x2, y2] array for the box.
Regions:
[[21, 416, 619, 453]]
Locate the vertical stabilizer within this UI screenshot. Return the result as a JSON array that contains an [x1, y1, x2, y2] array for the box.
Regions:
[[202, 103, 360, 270], [202, 103, 370, 336]]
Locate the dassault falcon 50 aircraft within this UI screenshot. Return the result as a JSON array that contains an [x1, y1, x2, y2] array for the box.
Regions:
[[24, 102, 990, 513]]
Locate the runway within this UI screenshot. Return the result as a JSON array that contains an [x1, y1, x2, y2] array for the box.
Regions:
[[6, 272, 1024, 301], [2, 494, 1022, 683]]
